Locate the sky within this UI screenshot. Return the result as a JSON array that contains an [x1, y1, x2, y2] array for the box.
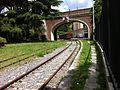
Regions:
[[1, 0, 93, 13], [52, 0, 93, 12]]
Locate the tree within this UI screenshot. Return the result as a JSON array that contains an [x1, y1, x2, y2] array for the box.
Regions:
[[57, 23, 73, 35], [0, 0, 63, 43], [94, 0, 102, 23], [37, 0, 63, 17], [7, 10, 16, 18], [32, 1, 47, 15]]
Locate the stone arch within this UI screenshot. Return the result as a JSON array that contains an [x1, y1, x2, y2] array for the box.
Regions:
[[51, 19, 90, 40], [44, 8, 92, 40]]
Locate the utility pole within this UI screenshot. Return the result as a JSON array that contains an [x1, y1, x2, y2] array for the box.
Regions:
[[93, 1, 95, 40]]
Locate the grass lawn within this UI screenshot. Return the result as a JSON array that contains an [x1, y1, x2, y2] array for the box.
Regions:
[[70, 40, 107, 90], [70, 40, 91, 90], [0, 41, 66, 69]]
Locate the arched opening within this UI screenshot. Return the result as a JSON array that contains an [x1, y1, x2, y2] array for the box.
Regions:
[[53, 22, 73, 40], [51, 19, 90, 40]]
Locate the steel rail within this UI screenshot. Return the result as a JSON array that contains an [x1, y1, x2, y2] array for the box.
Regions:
[[0, 42, 72, 90], [0, 48, 53, 70], [39, 41, 78, 90], [0, 46, 55, 63]]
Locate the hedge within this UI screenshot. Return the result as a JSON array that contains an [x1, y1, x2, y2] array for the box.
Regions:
[[0, 37, 7, 47]]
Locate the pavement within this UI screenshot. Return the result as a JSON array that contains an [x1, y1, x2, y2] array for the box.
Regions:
[[57, 42, 99, 90], [84, 45, 98, 90]]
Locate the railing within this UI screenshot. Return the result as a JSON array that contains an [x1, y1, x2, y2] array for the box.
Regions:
[[96, 40, 118, 90]]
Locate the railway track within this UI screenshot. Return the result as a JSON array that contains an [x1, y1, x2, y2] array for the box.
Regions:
[[0, 41, 79, 90], [39, 41, 79, 90], [0, 43, 68, 70], [0, 48, 44, 63], [0, 47, 54, 70]]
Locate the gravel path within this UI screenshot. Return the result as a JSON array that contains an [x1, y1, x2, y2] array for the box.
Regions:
[[46, 41, 80, 90], [0, 42, 71, 88], [0, 41, 78, 90], [84, 45, 97, 90], [6, 41, 76, 90]]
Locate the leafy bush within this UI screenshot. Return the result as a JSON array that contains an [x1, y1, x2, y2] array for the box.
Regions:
[[10, 27, 23, 42], [0, 37, 7, 47], [1, 17, 9, 24], [9, 18, 15, 26], [7, 10, 16, 18], [40, 34, 47, 41], [0, 25, 23, 43], [29, 29, 39, 40]]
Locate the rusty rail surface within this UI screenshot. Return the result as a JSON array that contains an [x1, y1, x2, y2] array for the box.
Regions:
[[39, 41, 79, 90], [0, 42, 72, 90]]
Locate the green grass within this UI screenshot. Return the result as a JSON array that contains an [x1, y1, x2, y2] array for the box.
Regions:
[[0, 41, 66, 69], [70, 40, 91, 90], [0, 41, 65, 59]]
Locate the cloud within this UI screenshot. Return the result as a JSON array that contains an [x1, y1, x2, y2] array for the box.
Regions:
[[52, 5, 69, 12], [70, 0, 85, 3], [52, 0, 93, 12]]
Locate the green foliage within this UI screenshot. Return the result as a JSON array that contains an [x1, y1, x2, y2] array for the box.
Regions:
[[0, 41, 66, 67], [29, 14, 43, 29], [37, 0, 63, 17], [67, 23, 73, 32], [0, 37, 7, 47], [16, 14, 25, 25], [0, 25, 23, 43], [29, 29, 39, 40], [0, 0, 63, 43], [32, 1, 47, 14], [7, 10, 17, 18], [57, 23, 73, 35], [40, 35, 47, 41], [9, 18, 15, 27], [94, 0, 102, 23], [29, 29, 35, 39], [38, 25, 45, 33], [0, 17, 15, 27], [12, 27, 24, 42], [71, 40, 91, 90], [0, 37, 7, 43], [46, 0, 63, 7], [23, 12, 31, 23], [1, 17, 9, 24]]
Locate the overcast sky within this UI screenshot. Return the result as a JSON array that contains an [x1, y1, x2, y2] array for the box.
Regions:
[[52, 0, 93, 12]]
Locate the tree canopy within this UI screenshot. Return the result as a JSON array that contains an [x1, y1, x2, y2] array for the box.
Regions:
[[94, 0, 102, 23], [0, 0, 63, 42]]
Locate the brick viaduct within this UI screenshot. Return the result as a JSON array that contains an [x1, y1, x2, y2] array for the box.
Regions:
[[44, 8, 93, 40]]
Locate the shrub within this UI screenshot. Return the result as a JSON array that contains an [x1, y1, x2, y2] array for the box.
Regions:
[[7, 10, 16, 18], [0, 25, 23, 43], [29, 29, 39, 40], [40, 34, 47, 41], [0, 37, 7, 47], [10, 27, 23, 42]]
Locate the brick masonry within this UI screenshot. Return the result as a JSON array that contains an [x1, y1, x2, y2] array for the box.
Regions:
[[45, 8, 93, 40]]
